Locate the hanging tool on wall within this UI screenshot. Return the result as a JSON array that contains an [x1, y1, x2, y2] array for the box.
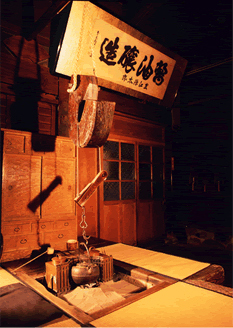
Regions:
[[67, 74, 115, 147], [74, 170, 108, 244], [67, 71, 113, 243], [12, 247, 54, 273], [74, 170, 107, 207]]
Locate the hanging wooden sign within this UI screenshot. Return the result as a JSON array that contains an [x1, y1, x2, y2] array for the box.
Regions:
[[50, 1, 187, 107]]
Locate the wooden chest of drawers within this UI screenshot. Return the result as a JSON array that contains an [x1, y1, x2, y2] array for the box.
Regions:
[[1, 129, 77, 262]]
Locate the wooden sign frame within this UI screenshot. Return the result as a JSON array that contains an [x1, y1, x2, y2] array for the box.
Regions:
[[50, 1, 187, 108]]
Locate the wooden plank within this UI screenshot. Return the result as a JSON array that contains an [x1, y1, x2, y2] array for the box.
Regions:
[[14, 272, 94, 325], [1, 82, 58, 104], [184, 279, 233, 297], [184, 264, 225, 285]]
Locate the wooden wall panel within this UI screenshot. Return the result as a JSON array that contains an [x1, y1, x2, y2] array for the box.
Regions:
[[2, 154, 41, 219], [0, 50, 58, 95], [152, 200, 166, 238], [0, 38, 59, 136], [3, 35, 49, 63], [101, 204, 121, 243], [0, 93, 7, 128], [137, 200, 165, 244], [121, 202, 137, 245], [109, 113, 165, 145], [37, 101, 56, 135], [137, 202, 153, 244]]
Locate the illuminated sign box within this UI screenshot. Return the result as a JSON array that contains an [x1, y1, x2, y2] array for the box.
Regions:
[[51, 1, 187, 107]]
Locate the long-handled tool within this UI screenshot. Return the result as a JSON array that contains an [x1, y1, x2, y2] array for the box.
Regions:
[[12, 247, 54, 273]]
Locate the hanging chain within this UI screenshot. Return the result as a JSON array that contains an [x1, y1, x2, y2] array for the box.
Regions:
[[80, 206, 90, 244]]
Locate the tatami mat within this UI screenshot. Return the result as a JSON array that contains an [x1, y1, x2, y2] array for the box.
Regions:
[[98, 243, 210, 280], [91, 281, 233, 327]]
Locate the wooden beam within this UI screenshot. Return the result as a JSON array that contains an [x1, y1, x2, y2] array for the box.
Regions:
[[185, 57, 232, 76], [25, 0, 71, 41], [14, 272, 94, 325]]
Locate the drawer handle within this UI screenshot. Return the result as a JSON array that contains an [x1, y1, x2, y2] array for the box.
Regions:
[[20, 239, 27, 244], [41, 224, 46, 229], [58, 234, 64, 239], [64, 222, 69, 226], [14, 227, 20, 232]]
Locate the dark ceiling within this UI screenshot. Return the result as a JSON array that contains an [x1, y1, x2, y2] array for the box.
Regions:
[[95, 0, 232, 73], [1, 0, 231, 74]]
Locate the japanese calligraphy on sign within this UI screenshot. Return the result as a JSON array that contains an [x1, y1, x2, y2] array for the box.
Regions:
[[54, 1, 178, 101], [91, 20, 176, 99]]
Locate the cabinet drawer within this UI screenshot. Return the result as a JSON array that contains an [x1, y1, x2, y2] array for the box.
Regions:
[[3, 234, 40, 251], [56, 140, 75, 158], [54, 219, 76, 230], [2, 222, 31, 235], [4, 133, 25, 154], [31, 221, 54, 233], [44, 230, 77, 249]]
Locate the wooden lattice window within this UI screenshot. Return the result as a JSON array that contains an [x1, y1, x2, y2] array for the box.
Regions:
[[139, 145, 164, 199], [103, 141, 136, 201]]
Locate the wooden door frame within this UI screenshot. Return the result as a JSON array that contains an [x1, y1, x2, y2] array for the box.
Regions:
[[98, 119, 165, 244]]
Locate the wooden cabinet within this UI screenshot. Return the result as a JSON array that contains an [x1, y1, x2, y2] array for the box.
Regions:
[[1, 129, 77, 262]]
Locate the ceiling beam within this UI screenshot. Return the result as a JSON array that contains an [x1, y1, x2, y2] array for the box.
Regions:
[[185, 57, 232, 76], [24, 0, 71, 41]]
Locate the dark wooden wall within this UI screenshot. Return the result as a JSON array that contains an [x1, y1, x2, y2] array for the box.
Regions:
[[165, 62, 232, 240], [0, 0, 169, 261]]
